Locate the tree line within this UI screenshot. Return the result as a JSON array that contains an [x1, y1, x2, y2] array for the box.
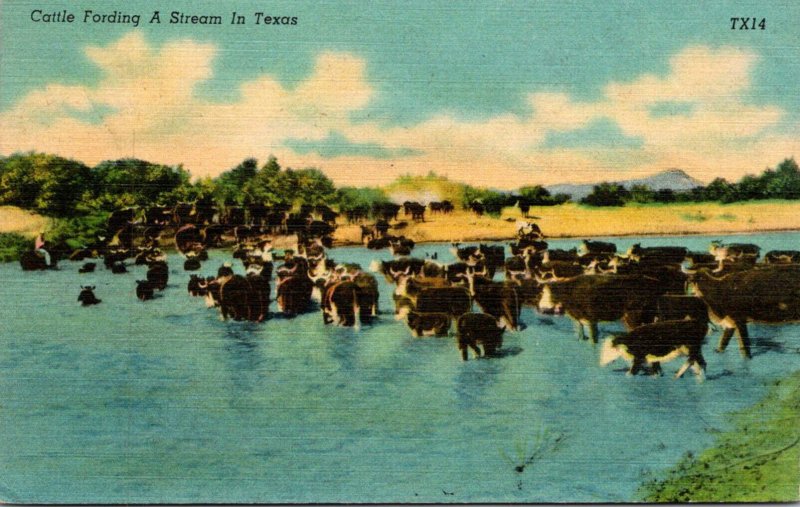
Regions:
[[0, 152, 572, 220], [1, 152, 798, 219], [581, 158, 800, 206]]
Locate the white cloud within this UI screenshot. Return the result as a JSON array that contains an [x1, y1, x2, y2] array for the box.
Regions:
[[1, 35, 797, 188]]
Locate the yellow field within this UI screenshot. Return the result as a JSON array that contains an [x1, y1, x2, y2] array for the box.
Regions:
[[334, 201, 800, 244], [0, 206, 51, 237]]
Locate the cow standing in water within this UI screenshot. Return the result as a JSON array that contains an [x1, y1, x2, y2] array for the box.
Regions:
[[77, 286, 102, 306], [689, 265, 800, 359], [600, 319, 708, 381]]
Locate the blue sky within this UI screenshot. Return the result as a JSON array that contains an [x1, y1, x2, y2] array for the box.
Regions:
[[1, 0, 798, 188]]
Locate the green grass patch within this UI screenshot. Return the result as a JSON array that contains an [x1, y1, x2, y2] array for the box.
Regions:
[[638, 371, 800, 502], [716, 213, 737, 222], [680, 211, 709, 222], [0, 232, 31, 262]]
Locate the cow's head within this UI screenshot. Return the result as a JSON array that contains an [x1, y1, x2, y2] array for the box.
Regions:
[[599, 336, 626, 366]]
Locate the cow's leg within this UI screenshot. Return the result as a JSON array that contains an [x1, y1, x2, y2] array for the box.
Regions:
[[651, 362, 663, 376], [587, 322, 599, 344], [716, 327, 735, 353], [690, 361, 705, 382], [735, 322, 752, 359], [459, 345, 469, 361], [573, 319, 585, 340], [628, 356, 644, 376], [674, 361, 692, 379], [470, 342, 482, 358]]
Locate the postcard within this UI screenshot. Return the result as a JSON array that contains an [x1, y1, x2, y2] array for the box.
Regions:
[[1, 0, 799, 503]]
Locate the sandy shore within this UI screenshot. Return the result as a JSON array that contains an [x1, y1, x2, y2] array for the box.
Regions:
[[333, 201, 800, 245], [0, 206, 50, 237]]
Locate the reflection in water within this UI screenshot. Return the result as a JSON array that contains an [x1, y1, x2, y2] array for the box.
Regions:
[[453, 359, 503, 409], [221, 324, 264, 401]]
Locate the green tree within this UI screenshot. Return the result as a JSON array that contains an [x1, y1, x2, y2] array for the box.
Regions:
[[0, 152, 95, 216], [703, 177, 736, 202], [581, 182, 630, 206], [628, 184, 656, 203], [765, 158, 800, 199], [93, 158, 191, 209], [215, 158, 259, 204]]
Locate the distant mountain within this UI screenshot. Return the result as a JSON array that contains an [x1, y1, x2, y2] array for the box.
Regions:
[[545, 169, 704, 201]]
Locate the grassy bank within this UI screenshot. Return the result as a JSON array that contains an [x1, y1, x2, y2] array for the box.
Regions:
[[638, 370, 800, 502]]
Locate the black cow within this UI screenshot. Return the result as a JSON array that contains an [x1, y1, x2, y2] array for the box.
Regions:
[[77, 286, 101, 306], [457, 313, 504, 360], [623, 295, 709, 330], [626, 244, 688, 265], [276, 258, 314, 316], [600, 319, 708, 380], [468, 274, 521, 330], [373, 202, 401, 222], [406, 311, 451, 337], [146, 261, 169, 291], [690, 265, 800, 358], [372, 257, 427, 283], [78, 262, 96, 274], [416, 287, 472, 319], [579, 240, 616, 256], [764, 250, 800, 264], [404, 202, 426, 221], [322, 281, 361, 327], [136, 280, 156, 301], [389, 236, 415, 256], [538, 274, 665, 342], [542, 248, 579, 264]]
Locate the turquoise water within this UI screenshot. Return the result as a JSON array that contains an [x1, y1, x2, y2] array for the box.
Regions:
[[1, 233, 799, 503]]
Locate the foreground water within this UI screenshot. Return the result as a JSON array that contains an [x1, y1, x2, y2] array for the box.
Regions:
[[1, 232, 799, 503]]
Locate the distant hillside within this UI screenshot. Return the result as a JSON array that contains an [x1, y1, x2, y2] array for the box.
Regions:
[[546, 169, 704, 201]]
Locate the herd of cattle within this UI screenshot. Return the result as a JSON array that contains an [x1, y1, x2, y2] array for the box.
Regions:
[[18, 203, 800, 378]]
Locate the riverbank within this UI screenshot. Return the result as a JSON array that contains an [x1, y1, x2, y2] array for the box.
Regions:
[[0, 206, 50, 237], [3, 201, 800, 247], [638, 370, 800, 502], [333, 201, 800, 245]]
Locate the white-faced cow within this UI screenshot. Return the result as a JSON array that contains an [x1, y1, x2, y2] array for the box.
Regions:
[[538, 274, 666, 342], [600, 319, 708, 380], [689, 265, 800, 359]]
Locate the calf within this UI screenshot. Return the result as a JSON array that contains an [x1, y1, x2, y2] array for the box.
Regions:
[[406, 311, 451, 337], [600, 319, 708, 380], [456, 313, 504, 360]]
